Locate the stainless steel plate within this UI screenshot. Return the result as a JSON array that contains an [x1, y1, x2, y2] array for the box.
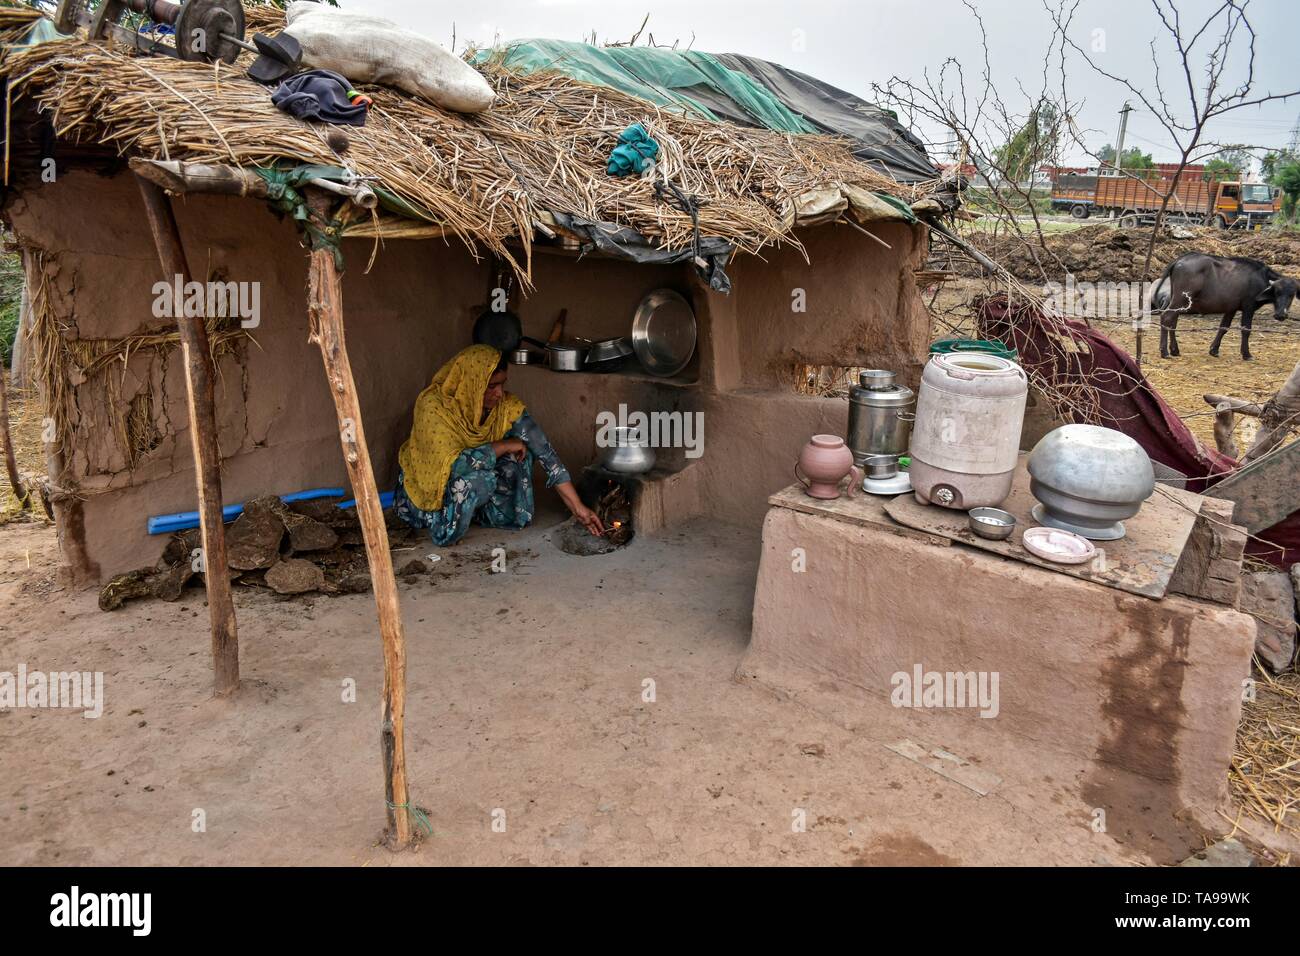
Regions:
[[631, 289, 696, 377]]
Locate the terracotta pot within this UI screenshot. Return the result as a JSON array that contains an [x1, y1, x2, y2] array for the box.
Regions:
[[796, 434, 862, 500]]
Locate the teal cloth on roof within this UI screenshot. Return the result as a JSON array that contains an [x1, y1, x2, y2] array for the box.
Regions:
[[470, 40, 817, 134], [21, 19, 70, 46], [607, 123, 660, 176]]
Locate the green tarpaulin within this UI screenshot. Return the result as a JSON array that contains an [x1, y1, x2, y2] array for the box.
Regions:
[[472, 39, 941, 185], [472, 40, 818, 134]]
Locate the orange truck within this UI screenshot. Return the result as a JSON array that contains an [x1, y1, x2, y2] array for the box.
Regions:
[[1050, 172, 1279, 228]]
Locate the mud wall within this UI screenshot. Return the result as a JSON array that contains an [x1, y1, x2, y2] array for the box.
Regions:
[[520, 220, 933, 533], [7, 169, 931, 584], [745, 506, 1256, 853], [727, 222, 933, 389]]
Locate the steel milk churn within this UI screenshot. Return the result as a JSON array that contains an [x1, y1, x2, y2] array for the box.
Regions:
[[846, 369, 915, 479]]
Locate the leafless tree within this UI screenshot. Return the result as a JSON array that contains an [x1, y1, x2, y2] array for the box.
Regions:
[[1048, 0, 1300, 273], [872, 1, 1076, 285]]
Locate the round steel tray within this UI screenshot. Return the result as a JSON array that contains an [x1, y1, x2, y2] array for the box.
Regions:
[[631, 289, 696, 377]]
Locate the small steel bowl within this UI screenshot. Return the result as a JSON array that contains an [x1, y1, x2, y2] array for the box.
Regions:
[[968, 507, 1016, 541]]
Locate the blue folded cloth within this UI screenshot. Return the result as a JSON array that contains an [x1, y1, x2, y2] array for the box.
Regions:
[[607, 122, 660, 176]]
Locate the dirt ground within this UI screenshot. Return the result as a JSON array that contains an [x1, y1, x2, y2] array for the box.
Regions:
[[963, 221, 1300, 285], [1, 502, 1235, 867]]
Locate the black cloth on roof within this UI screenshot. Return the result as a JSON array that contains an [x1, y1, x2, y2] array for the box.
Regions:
[[271, 69, 368, 127], [714, 53, 937, 184], [549, 212, 733, 294]]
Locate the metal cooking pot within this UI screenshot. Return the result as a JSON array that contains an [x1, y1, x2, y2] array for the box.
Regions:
[[1027, 424, 1154, 540], [599, 426, 656, 474], [547, 341, 589, 372], [586, 336, 634, 364]]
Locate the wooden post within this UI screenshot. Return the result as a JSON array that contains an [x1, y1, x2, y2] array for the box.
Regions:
[[305, 190, 412, 847], [135, 175, 240, 697], [0, 367, 28, 510]]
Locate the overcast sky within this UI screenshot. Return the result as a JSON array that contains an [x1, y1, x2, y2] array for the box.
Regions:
[[346, 0, 1298, 171]]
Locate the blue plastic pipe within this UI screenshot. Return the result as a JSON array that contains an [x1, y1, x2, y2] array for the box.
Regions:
[[147, 487, 349, 535], [338, 491, 395, 510]]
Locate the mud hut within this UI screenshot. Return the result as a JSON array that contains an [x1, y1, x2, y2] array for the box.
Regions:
[[0, 4, 947, 844]]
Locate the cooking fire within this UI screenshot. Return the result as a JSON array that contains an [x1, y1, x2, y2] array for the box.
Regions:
[[556, 469, 636, 555]]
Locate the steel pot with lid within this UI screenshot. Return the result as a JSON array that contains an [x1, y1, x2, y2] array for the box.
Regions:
[[847, 369, 915, 478], [509, 344, 543, 365], [1027, 424, 1154, 540], [547, 341, 589, 372]]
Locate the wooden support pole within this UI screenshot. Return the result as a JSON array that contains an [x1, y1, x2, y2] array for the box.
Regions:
[[1242, 360, 1300, 464], [0, 367, 28, 510], [128, 157, 376, 209], [1204, 392, 1264, 459], [129, 157, 272, 199], [135, 175, 240, 698], [1211, 405, 1239, 459], [1204, 393, 1264, 417], [305, 190, 412, 847]]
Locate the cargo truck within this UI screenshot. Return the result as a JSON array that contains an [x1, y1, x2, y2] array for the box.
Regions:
[[1050, 171, 1278, 228]]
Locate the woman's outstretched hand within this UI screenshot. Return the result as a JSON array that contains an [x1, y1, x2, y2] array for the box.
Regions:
[[554, 481, 604, 536], [572, 503, 605, 537]]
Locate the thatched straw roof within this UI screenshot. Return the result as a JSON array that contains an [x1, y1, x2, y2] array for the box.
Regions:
[[0, 4, 938, 278]]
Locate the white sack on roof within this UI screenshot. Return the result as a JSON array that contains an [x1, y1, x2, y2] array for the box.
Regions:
[[285, 2, 494, 114]]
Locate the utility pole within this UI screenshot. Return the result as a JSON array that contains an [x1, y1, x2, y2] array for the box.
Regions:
[[1111, 101, 1133, 176]]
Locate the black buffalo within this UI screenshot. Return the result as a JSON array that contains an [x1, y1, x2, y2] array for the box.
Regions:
[[1150, 253, 1296, 360]]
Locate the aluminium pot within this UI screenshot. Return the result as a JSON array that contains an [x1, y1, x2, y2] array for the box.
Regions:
[[1026, 424, 1154, 540], [599, 426, 656, 474], [547, 341, 589, 372]]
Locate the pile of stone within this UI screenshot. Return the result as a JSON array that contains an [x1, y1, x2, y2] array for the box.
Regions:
[[99, 495, 421, 611], [1239, 565, 1300, 672], [1170, 499, 1298, 673]]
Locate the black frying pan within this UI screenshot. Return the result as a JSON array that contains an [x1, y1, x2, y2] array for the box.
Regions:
[[471, 308, 545, 353], [472, 266, 545, 353]]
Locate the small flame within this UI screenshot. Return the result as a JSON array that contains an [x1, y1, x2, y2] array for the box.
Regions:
[[613, 520, 622, 528]]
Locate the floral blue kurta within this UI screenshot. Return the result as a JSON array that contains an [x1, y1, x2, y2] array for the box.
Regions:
[[393, 412, 570, 546]]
